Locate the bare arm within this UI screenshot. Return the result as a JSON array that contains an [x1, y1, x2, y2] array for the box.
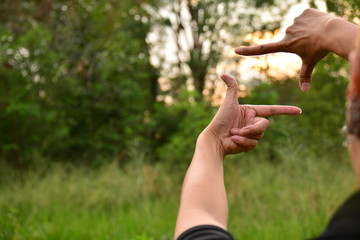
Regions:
[[174, 135, 228, 238], [347, 39, 360, 187], [174, 74, 302, 239], [235, 8, 360, 92], [324, 17, 359, 60]]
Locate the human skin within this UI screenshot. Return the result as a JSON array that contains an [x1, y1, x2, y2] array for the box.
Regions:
[[348, 49, 360, 186], [235, 8, 360, 92], [174, 8, 360, 240], [235, 8, 360, 184], [174, 74, 302, 239]]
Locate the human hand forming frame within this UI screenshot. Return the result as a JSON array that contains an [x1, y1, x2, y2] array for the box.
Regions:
[[175, 74, 301, 239], [176, 11, 360, 240], [235, 8, 360, 92], [201, 74, 302, 156]]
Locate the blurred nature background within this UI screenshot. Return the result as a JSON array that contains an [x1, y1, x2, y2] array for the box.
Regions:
[[0, 0, 360, 239]]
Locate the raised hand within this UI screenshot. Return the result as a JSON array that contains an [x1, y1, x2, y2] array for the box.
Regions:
[[200, 74, 301, 155], [235, 8, 359, 92]]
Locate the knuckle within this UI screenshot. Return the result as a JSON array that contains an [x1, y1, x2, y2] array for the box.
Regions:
[[285, 26, 294, 34], [301, 8, 312, 17], [299, 73, 312, 80], [265, 119, 270, 128], [303, 8, 313, 14], [282, 38, 291, 52], [270, 107, 276, 115], [237, 137, 245, 144], [242, 47, 249, 54], [258, 45, 265, 54]]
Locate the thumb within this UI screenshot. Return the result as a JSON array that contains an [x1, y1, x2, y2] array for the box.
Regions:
[[220, 74, 238, 103], [299, 62, 315, 92]]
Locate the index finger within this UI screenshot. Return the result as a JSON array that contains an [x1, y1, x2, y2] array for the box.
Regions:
[[235, 41, 286, 56], [248, 105, 302, 117]]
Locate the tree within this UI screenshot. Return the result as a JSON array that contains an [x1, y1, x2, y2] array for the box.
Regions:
[[310, 0, 360, 19], [148, 0, 299, 101], [0, 0, 161, 167]]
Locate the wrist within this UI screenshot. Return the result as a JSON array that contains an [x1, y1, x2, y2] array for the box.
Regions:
[[197, 131, 225, 160], [320, 15, 340, 52], [323, 17, 359, 59]]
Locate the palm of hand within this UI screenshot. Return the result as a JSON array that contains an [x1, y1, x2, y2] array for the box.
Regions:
[[201, 74, 301, 156], [219, 105, 259, 154], [204, 100, 262, 155]]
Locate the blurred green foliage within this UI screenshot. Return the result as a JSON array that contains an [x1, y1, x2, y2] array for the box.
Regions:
[[0, 0, 158, 168], [243, 55, 348, 161], [0, 0, 357, 169]]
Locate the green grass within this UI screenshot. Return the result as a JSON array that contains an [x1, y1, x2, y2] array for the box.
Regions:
[[0, 146, 356, 240]]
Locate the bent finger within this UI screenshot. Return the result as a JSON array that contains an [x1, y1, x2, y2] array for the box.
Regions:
[[230, 130, 264, 140], [231, 117, 270, 136], [230, 129, 264, 140], [235, 41, 286, 56], [243, 133, 264, 140], [230, 135, 258, 151], [299, 62, 315, 92]]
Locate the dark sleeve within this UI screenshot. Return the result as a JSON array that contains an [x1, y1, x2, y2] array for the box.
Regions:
[[311, 190, 360, 240], [177, 225, 235, 240]]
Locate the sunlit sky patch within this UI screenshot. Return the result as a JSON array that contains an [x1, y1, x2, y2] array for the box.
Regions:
[[151, 0, 328, 104]]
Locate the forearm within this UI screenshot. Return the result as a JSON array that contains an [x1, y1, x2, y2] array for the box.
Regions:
[[175, 134, 228, 238], [323, 17, 360, 59]]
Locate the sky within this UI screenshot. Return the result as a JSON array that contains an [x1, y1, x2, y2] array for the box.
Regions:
[[149, 0, 328, 104]]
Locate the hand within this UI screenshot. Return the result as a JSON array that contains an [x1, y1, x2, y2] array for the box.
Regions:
[[235, 8, 334, 92], [200, 74, 302, 156]]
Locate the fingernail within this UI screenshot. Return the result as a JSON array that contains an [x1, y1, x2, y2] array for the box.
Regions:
[[241, 128, 251, 135], [301, 82, 310, 92], [235, 47, 243, 54]]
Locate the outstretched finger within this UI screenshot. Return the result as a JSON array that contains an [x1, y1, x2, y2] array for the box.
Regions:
[[299, 62, 315, 92], [248, 105, 302, 117], [231, 117, 270, 136], [235, 41, 286, 56]]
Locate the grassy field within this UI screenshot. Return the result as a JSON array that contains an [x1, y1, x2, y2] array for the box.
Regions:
[[0, 146, 356, 240]]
